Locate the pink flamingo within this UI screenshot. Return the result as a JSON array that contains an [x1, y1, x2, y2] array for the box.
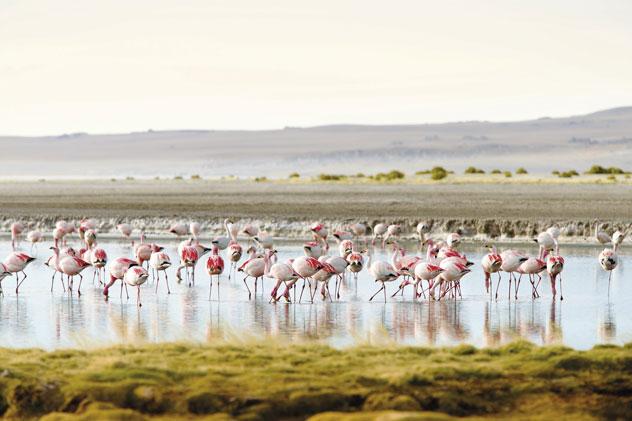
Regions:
[[10, 222, 24, 250], [53, 227, 66, 247], [176, 245, 200, 287], [291, 256, 324, 303], [227, 240, 243, 280], [325, 255, 348, 299], [372, 223, 387, 246], [346, 250, 365, 280], [84, 229, 97, 249], [46, 247, 76, 292], [26, 230, 43, 252], [547, 244, 565, 300], [2, 251, 35, 294], [516, 253, 547, 299], [599, 247, 618, 291], [333, 230, 353, 242], [368, 260, 400, 302], [117, 223, 134, 246], [206, 246, 225, 300], [310, 223, 329, 251], [134, 233, 163, 268], [169, 223, 188, 236], [303, 241, 324, 258], [78, 218, 97, 240], [104, 257, 138, 299], [124, 266, 149, 307], [432, 258, 471, 300], [311, 260, 339, 301], [497, 250, 528, 300], [241, 223, 259, 244], [269, 258, 303, 303], [89, 247, 108, 285], [190, 221, 201, 240], [481, 245, 503, 295], [50, 246, 91, 294], [149, 250, 171, 294], [238, 249, 274, 299]]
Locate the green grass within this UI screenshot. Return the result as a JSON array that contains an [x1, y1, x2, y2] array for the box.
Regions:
[[0, 341, 631, 419]]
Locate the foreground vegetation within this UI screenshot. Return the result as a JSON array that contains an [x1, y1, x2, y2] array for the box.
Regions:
[[0, 341, 631, 419]]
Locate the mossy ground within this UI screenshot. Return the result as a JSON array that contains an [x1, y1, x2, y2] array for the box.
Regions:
[[0, 341, 630, 419]]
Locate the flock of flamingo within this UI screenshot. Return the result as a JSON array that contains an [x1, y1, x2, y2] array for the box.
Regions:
[[0, 219, 624, 306]]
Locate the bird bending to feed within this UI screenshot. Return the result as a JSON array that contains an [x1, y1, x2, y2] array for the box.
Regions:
[[169, 223, 188, 237], [117, 223, 134, 246], [368, 261, 400, 302], [310, 223, 329, 251], [595, 223, 612, 245], [104, 257, 138, 299], [50, 246, 90, 294], [10, 222, 24, 250], [124, 266, 149, 306], [372, 223, 387, 246], [238, 249, 274, 299], [599, 248, 618, 286], [26, 230, 43, 251]]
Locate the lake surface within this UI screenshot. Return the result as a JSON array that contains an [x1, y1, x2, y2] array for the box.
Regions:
[[0, 238, 629, 350]]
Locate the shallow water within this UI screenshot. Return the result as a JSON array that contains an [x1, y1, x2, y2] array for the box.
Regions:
[[0, 239, 629, 350]]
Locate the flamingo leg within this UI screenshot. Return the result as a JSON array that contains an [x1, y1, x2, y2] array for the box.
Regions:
[[51, 271, 56, 292], [165, 272, 171, 294], [155, 271, 160, 293], [243, 276, 252, 299], [137, 285, 142, 307], [559, 274, 563, 301], [369, 282, 384, 301], [495, 274, 502, 300], [77, 274, 83, 295]]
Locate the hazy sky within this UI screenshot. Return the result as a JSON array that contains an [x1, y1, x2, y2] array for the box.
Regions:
[[1, 0, 631, 135]]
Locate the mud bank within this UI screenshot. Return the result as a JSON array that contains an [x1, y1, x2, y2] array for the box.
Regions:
[[0, 216, 628, 244]]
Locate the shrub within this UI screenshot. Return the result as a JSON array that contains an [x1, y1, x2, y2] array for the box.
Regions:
[[318, 174, 346, 181], [504, 171, 512, 178], [288, 172, 300, 179], [174, 176, 183, 180], [607, 175, 617, 181], [190, 174, 201, 180], [125, 176, 135, 181], [464, 166, 485, 174], [586, 165, 626, 175], [491, 169, 501, 174], [516, 167, 528, 174], [254, 176, 268, 182], [372, 170, 405, 181], [431, 167, 448, 180], [552, 170, 560, 175], [355, 173, 366, 178]]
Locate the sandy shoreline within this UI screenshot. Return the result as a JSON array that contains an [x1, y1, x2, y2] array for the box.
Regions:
[[0, 180, 630, 241]]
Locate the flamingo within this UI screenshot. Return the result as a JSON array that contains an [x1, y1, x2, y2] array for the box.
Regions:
[[46, 247, 76, 292], [124, 266, 149, 307], [268, 262, 302, 302], [595, 223, 612, 245], [325, 255, 349, 299], [346, 249, 365, 281], [371, 223, 387, 246], [303, 241, 324, 258], [547, 244, 565, 300], [368, 261, 400, 302], [84, 229, 97, 249], [206, 246, 225, 300], [333, 230, 353, 242], [169, 223, 188, 237], [89, 247, 108, 285], [613, 230, 626, 251], [227, 241, 243, 280], [416, 221, 430, 243], [291, 256, 324, 303], [225, 219, 239, 241], [10, 222, 24, 250], [26, 230, 43, 251], [516, 254, 547, 299], [241, 223, 259, 244], [350, 223, 367, 241], [432, 258, 472, 300], [238, 249, 273, 299], [78, 218, 97, 240], [534, 231, 556, 252], [190, 221, 201, 240], [135, 233, 163, 268], [176, 245, 200, 287], [2, 251, 35, 294], [53, 227, 66, 247], [253, 231, 274, 251], [117, 223, 134, 246], [310, 223, 329, 250], [382, 224, 402, 247], [50, 246, 91, 294], [497, 250, 528, 300], [104, 257, 138, 299], [411, 258, 443, 300], [149, 250, 171, 294], [446, 232, 461, 248], [598, 248, 618, 286], [338, 240, 353, 259], [311, 260, 339, 301], [481, 245, 502, 295], [546, 225, 561, 241]]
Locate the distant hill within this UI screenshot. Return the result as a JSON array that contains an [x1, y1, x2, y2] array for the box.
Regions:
[[1, 107, 631, 178]]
